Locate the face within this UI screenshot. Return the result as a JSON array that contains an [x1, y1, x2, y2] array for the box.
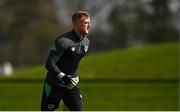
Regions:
[[74, 17, 91, 36]]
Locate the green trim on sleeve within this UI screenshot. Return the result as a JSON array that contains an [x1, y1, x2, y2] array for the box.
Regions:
[[51, 41, 58, 52]]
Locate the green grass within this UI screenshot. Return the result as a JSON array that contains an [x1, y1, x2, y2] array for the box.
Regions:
[[0, 83, 43, 111], [79, 42, 179, 79], [80, 82, 178, 111], [0, 82, 178, 111], [0, 42, 179, 110]]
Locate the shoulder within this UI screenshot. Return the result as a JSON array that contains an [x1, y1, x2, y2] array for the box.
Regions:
[[82, 36, 90, 45], [55, 32, 74, 48]]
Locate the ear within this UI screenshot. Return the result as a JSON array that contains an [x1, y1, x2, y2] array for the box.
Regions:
[[73, 20, 80, 28]]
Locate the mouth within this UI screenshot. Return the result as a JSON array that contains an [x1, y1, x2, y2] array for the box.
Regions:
[[86, 27, 90, 32], [86, 29, 89, 33]]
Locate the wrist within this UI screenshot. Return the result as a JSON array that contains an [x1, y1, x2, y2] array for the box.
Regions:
[[58, 72, 66, 79]]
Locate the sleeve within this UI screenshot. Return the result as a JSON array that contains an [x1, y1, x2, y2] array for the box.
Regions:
[[45, 38, 66, 76]]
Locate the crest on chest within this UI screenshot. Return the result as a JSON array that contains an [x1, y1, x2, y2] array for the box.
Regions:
[[84, 46, 88, 52], [71, 47, 75, 52]]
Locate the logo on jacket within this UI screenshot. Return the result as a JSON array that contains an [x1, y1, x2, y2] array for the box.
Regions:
[[71, 47, 75, 52], [48, 104, 54, 110], [84, 46, 88, 52]]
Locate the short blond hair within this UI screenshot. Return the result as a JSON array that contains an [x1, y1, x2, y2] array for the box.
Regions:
[[72, 11, 90, 22]]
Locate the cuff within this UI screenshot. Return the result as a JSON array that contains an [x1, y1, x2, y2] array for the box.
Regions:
[[58, 72, 66, 79]]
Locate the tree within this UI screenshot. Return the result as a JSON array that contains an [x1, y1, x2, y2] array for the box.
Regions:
[[0, 0, 60, 67], [143, 0, 178, 43]]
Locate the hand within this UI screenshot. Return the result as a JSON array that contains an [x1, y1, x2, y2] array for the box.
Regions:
[[61, 75, 72, 86], [57, 72, 78, 89]]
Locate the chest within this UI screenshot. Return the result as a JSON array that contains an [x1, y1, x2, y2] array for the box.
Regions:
[[65, 42, 89, 58]]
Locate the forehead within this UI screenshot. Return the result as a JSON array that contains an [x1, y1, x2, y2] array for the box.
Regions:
[[80, 17, 90, 22]]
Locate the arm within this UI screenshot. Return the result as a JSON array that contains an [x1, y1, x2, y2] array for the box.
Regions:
[[45, 39, 65, 77], [45, 51, 62, 75]]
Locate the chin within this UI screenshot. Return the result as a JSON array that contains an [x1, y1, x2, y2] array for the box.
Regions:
[[85, 30, 89, 34]]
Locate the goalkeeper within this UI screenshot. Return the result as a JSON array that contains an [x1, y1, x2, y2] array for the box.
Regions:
[[41, 11, 91, 111]]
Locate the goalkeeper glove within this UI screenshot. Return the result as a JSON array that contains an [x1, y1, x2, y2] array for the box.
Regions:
[[58, 72, 78, 89]]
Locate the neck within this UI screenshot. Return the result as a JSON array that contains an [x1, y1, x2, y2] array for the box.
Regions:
[[74, 29, 84, 38]]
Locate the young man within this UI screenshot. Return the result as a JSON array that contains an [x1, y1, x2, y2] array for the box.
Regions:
[[41, 11, 91, 111]]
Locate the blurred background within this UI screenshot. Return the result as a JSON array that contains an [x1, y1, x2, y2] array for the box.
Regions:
[[0, 0, 179, 111]]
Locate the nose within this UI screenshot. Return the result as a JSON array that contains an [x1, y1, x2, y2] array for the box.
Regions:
[[88, 22, 91, 28]]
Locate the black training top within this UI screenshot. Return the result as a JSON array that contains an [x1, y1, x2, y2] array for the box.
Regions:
[[45, 30, 89, 84]]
